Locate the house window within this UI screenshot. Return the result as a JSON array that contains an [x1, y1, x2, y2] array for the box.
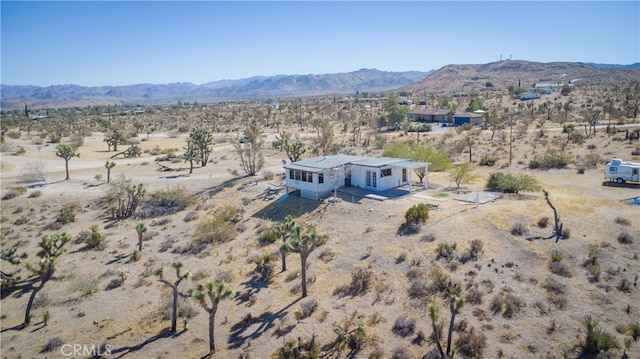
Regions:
[[610, 166, 618, 173], [381, 168, 392, 177], [291, 170, 314, 183], [318, 173, 324, 183], [366, 171, 377, 188]]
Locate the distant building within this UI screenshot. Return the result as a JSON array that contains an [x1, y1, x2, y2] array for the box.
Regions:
[[521, 92, 541, 100], [452, 112, 483, 126], [408, 108, 449, 123]]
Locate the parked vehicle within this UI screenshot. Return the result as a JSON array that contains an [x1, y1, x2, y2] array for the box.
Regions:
[[604, 159, 640, 184]]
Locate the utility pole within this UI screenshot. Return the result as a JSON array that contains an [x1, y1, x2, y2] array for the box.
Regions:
[[509, 114, 513, 167]]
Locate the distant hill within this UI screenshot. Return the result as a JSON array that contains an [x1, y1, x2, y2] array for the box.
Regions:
[[402, 60, 640, 94], [0, 69, 432, 109], [587, 62, 640, 69]]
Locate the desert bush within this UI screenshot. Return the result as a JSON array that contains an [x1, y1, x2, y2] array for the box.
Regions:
[[56, 202, 79, 224], [77, 224, 107, 250], [487, 172, 542, 194], [136, 185, 196, 218], [5, 130, 21, 139], [490, 292, 524, 318], [251, 253, 276, 281], [537, 216, 549, 228], [21, 161, 47, 183], [479, 155, 498, 166], [396, 252, 407, 264], [618, 232, 634, 244], [70, 277, 100, 297], [628, 322, 640, 341], [436, 242, 457, 260], [294, 299, 318, 320], [549, 262, 572, 278], [13, 215, 29, 225], [193, 206, 238, 244], [583, 152, 601, 168], [262, 169, 275, 180], [511, 222, 528, 236], [528, 151, 570, 170], [582, 316, 619, 355], [466, 285, 484, 305], [2, 186, 27, 200], [407, 278, 430, 299], [391, 347, 410, 359], [33, 292, 50, 309], [348, 266, 373, 295], [561, 227, 571, 238], [318, 248, 335, 263], [468, 239, 484, 260], [421, 233, 436, 242], [614, 216, 631, 226], [404, 203, 429, 225], [15, 146, 26, 155], [272, 337, 320, 359], [42, 336, 65, 352], [455, 327, 487, 358], [392, 316, 416, 337], [106, 176, 145, 219], [28, 190, 43, 198], [257, 227, 278, 246]]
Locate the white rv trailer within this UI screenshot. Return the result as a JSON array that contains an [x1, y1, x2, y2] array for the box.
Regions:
[[604, 159, 640, 184]]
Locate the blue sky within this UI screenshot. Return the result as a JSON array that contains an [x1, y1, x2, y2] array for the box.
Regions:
[[1, 1, 638, 87]]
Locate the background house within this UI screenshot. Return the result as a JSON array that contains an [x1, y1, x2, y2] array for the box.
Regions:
[[284, 155, 429, 200], [408, 108, 449, 123], [452, 112, 483, 126]]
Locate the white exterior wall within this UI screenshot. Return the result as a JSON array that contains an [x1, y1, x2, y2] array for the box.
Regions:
[[286, 169, 335, 200], [349, 166, 406, 191]]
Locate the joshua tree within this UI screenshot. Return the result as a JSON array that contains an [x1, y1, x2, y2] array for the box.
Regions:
[[183, 139, 201, 174], [189, 126, 213, 166], [190, 280, 235, 355], [104, 128, 127, 152], [55, 144, 79, 180], [543, 189, 564, 242], [446, 295, 465, 356], [135, 222, 147, 252], [428, 294, 466, 359], [234, 120, 265, 176], [428, 303, 446, 358], [23, 232, 71, 327], [154, 262, 190, 333], [282, 224, 328, 298], [464, 136, 475, 162], [276, 215, 296, 272], [284, 139, 307, 163], [105, 161, 116, 183]]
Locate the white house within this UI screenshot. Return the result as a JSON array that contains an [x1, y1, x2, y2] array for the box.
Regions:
[[284, 154, 429, 200]]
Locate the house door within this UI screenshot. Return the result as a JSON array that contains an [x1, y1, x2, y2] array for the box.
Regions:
[[402, 168, 407, 183], [365, 171, 377, 189], [345, 173, 351, 187], [633, 168, 639, 181]]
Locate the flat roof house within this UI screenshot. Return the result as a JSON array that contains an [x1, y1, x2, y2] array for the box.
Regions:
[[284, 155, 429, 200], [408, 108, 449, 123], [452, 112, 483, 126]]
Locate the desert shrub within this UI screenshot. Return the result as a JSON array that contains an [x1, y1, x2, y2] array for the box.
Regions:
[[193, 206, 238, 244], [466, 286, 484, 305], [272, 337, 320, 359], [28, 190, 43, 198], [421, 233, 436, 242], [490, 292, 524, 318], [583, 152, 601, 168], [42, 336, 65, 352], [15, 146, 26, 155], [528, 151, 570, 170], [511, 222, 528, 236], [561, 227, 571, 238], [617, 278, 632, 293], [391, 346, 410, 359], [348, 266, 373, 295], [550, 251, 563, 262], [479, 155, 498, 166], [618, 232, 634, 244], [582, 316, 619, 355], [183, 210, 198, 222], [549, 262, 572, 278], [392, 316, 416, 337], [6, 130, 21, 139], [330, 318, 368, 355], [436, 242, 457, 260], [455, 328, 487, 358], [56, 202, 79, 224], [251, 253, 276, 281], [487, 172, 541, 194], [318, 248, 335, 263], [136, 185, 196, 218], [77, 224, 107, 250], [614, 216, 631, 226], [70, 277, 100, 297], [33, 292, 50, 309], [628, 322, 640, 341], [21, 161, 47, 183], [2, 186, 27, 200], [294, 299, 318, 320], [262, 169, 275, 180], [257, 227, 278, 246], [396, 252, 407, 264], [537, 216, 549, 228], [404, 203, 429, 225], [407, 278, 430, 299], [13, 215, 29, 225], [468, 239, 484, 260], [543, 277, 566, 295]]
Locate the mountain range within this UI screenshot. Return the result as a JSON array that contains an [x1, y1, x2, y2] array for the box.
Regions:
[[2, 61, 639, 110]]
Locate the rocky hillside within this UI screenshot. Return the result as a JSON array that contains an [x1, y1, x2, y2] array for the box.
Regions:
[[402, 60, 640, 93]]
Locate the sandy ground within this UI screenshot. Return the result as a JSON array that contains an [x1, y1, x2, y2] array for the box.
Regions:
[[1, 126, 639, 359]]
